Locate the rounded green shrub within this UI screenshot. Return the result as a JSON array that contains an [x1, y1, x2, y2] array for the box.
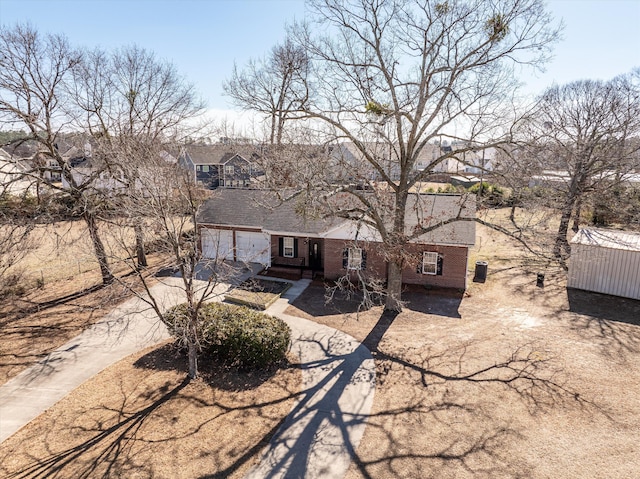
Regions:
[[164, 302, 291, 370], [468, 181, 506, 207]]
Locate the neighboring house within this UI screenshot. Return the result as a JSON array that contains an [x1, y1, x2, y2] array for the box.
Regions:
[[0, 148, 34, 195], [196, 189, 476, 289], [60, 146, 179, 193], [2, 141, 62, 183], [60, 156, 127, 192], [340, 141, 494, 177], [567, 228, 640, 300], [178, 144, 261, 189]]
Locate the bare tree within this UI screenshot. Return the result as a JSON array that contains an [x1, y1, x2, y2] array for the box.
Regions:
[[70, 44, 207, 268], [248, 0, 560, 310], [0, 202, 35, 298], [0, 24, 116, 284], [224, 37, 309, 145], [108, 151, 240, 379], [516, 73, 640, 259]]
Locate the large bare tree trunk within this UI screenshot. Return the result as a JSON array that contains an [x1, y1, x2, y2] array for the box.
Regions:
[[572, 196, 583, 232], [134, 221, 147, 268], [83, 211, 114, 285], [554, 201, 574, 259], [385, 260, 403, 312]]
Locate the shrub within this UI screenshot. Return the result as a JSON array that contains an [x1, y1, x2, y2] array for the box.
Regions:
[[468, 181, 506, 207], [164, 302, 291, 370]]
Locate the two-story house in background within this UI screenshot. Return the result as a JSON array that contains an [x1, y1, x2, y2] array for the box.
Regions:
[[178, 144, 263, 189]]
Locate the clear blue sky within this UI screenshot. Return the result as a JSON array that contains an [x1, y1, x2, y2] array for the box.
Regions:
[[1, 0, 639, 117]]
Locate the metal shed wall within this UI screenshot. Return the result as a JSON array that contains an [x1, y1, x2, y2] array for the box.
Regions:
[[568, 242, 640, 300]]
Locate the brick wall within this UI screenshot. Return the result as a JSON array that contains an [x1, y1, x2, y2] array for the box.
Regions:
[[400, 243, 469, 289], [271, 235, 309, 267], [324, 239, 469, 289]]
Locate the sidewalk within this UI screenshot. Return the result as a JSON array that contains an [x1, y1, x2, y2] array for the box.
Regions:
[[0, 274, 376, 479]]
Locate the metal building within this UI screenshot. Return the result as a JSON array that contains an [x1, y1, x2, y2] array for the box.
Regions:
[[567, 228, 640, 300]]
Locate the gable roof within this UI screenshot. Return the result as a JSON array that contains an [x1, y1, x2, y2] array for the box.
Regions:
[[196, 189, 342, 235], [181, 144, 259, 166], [197, 189, 476, 245]]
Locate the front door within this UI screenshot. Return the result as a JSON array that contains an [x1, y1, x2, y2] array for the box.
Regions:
[[309, 239, 323, 270]]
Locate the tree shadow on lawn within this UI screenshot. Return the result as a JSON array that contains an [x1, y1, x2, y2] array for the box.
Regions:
[[293, 281, 462, 319], [1, 344, 301, 479], [2, 311, 613, 479], [350, 307, 615, 478], [1, 376, 191, 479], [133, 343, 291, 392], [566, 288, 640, 356]]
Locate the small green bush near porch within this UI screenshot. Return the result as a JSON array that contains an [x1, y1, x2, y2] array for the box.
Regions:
[[164, 302, 291, 370]]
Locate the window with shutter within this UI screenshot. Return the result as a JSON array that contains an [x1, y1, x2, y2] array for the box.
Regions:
[[283, 237, 294, 258], [347, 247, 363, 270]]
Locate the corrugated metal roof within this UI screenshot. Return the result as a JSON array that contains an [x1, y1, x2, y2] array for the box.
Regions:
[[570, 228, 640, 252]]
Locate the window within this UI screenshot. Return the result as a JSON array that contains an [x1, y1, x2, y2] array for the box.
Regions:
[[202, 165, 209, 173], [283, 237, 295, 258], [348, 247, 362, 270], [224, 165, 235, 175], [422, 252, 438, 275], [196, 165, 202, 171]]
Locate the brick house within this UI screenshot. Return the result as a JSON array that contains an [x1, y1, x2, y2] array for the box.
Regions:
[[196, 189, 476, 289]]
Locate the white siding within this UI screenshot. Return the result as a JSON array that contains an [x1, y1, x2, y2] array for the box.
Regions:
[[201, 228, 234, 261], [235, 231, 271, 265], [568, 242, 640, 300]]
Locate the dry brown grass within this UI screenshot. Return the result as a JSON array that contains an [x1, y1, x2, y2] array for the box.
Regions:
[[0, 219, 303, 479], [0, 220, 168, 385], [285, 218, 640, 479], [0, 342, 301, 479]]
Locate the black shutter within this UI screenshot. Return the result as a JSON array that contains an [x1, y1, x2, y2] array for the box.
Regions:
[[361, 250, 367, 270], [293, 238, 299, 258], [437, 254, 443, 275], [417, 260, 422, 274], [278, 237, 283, 257], [342, 248, 349, 268]]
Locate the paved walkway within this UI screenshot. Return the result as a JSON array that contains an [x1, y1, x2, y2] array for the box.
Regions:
[[246, 280, 376, 479], [0, 273, 376, 479]]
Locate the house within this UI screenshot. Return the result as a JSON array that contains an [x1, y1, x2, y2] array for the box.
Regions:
[[196, 189, 476, 289], [0, 148, 35, 195], [567, 228, 640, 300], [178, 144, 261, 189], [2, 141, 62, 183]]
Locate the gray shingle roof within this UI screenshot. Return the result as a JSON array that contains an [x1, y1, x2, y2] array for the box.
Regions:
[[182, 145, 259, 165], [196, 189, 342, 235], [197, 189, 476, 246]]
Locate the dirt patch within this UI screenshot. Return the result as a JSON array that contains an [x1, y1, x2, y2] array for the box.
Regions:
[[225, 278, 292, 310], [285, 223, 640, 478], [0, 342, 301, 479]]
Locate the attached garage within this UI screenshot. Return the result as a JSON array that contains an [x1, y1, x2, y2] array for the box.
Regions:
[[235, 231, 271, 265], [201, 228, 233, 261], [567, 228, 640, 300], [200, 227, 271, 266]]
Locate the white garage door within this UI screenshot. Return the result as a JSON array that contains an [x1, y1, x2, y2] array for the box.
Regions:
[[201, 228, 234, 261], [236, 231, 271, 265]]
